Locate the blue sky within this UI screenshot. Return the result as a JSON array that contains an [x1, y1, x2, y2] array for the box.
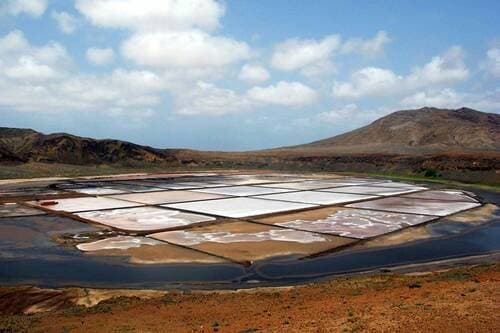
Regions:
[[0, 0, 498, 151]]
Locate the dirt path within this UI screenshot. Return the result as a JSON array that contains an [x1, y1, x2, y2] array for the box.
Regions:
[[1, 263, 499, 332]]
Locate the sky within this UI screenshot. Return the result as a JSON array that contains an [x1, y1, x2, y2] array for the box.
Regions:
[[0, 0, 498, 151]]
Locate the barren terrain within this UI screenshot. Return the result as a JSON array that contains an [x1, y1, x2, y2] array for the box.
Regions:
[[1, 263, 498, 332]]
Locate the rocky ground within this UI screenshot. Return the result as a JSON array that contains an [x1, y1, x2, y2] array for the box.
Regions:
[[1, 263, 498, 332]]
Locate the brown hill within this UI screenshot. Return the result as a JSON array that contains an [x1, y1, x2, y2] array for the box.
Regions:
[[287, 107, 500, 154], [0, 127, 180, 165]]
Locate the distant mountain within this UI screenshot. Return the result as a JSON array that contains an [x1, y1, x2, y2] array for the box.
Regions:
[[287, 107, 500, 154], [1, 107, 499, 184], [0, 127, 180, 165]]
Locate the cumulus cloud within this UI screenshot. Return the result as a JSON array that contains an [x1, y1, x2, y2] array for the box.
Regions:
[[401, 88, 500, 112], [271, 35, 341, 76], [173, 80, 319, 116], [0, 68, 167, 113], [406, 46, 469, 86], [52, 11, 79, 34], [332, 67, 401, 98], [0, 30, 71, 82], [332, 46, 469, 99], [247, 81, 318, 107], [482, 47, 500, 78], [77, 0, 249, 76], [341, 31, 390, 56], [401, 88, 462, 108], [270, 32, 391, 76], [315, 104, 393, 125], [175, 81, 252, 116], [0, 30, 168, 115], [75, 0, 224, 32], [86, 47, 114, 65], [4, 56, 62, 81], [122, 30, 250, 69], [238, 64, 270, 83], [1, 0, 47, 17], [316, 104, 360, 123]]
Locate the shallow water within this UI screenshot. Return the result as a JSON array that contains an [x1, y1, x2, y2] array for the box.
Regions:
[[0, 188, 498, 290]]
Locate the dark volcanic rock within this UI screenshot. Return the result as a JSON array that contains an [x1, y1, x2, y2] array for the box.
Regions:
[[0, 127, 180, 165]]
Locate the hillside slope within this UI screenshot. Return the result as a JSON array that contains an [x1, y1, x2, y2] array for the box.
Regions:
[[289, 107, 500, 154], [0, 128, 180, 165]]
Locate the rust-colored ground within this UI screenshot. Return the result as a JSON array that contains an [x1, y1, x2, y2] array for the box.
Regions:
[[1, 263, 498, 332]]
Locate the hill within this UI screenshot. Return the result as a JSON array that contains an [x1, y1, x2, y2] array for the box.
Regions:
[[287, 107, 500, 154], [0, 127, 180, 165], [0, 107, 499, 184]]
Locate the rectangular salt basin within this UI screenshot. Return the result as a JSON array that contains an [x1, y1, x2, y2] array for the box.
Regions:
[[109, 191, 227, 205], [256, 181, 346, 190], [70, 187, 128, 195], [256, 207, 437, 239], [208, 177, 280, 186], [254, 191, 377, 205], [116, 180, 218, 190], [368, 181, 428, 190], [0, 203, 45, 217], [347, 197, 481, 217], [149, 220, 355, 262], [164, 197, 316, 218], [28, 197, 143, 213], [403, 190, 478, 202], [153, 182, 227, 190], [76, 235, 226, 263], [320, 185, 421, 196], [76, 207, 216, 232], [192, 185, 295, 197]]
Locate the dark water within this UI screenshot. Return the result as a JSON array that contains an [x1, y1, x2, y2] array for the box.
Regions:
[[0, 189, 498, 290]]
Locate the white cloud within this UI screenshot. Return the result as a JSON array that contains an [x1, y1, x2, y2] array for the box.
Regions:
[[271, 35, 341, 76], [0, 30, 71, 82], [86, 47, 114, 65], [0, 31, 169, 115], [483, 48, 500, 78], [0, 68, 167, 113], [175, 81, 251, 116], [406, 46, 469, 86], [122, 30, 250, 69], [401, 88, 462, 109], [52, 11, 79, 34], [270, 32, 390, 76], [463, 89, 500, 112], [316, 104, 360, 123], [77, 0, 250, 80], [332, 67, 401, 98], [341, 31, 390, 56], [238, 64, 270, 83], [315, 104, 393, 126], [75, 0, 224, 32], [285, 104, 394, 134], [247, 81, 318, 107], [333, 46, 469, 99], [1, 0, 47, 17], [0, 30, 30, 53], [5, 55, 62, 81], [174, 80, 320, 116], [56, 69, 165, 110], [401, 88, 500, 113]]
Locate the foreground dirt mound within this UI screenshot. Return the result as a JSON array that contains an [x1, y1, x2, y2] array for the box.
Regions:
[[1, 264, 498, 332]]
